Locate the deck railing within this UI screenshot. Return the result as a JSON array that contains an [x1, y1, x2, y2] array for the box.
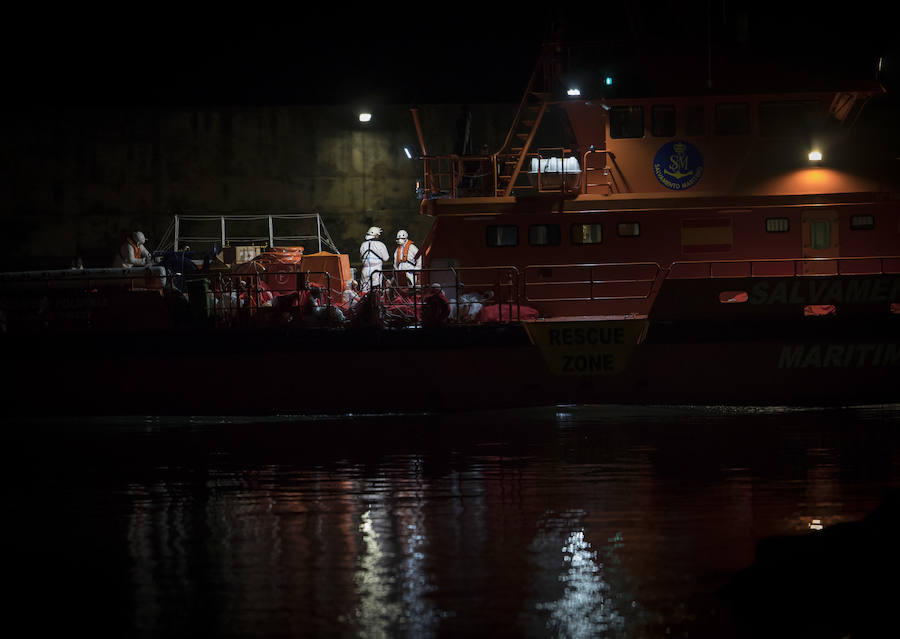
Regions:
[[3, 256, 897, 333], [366, 266, 521, 325], [523, 262, 662, 303], [181, 269, 336, 328], [421, 147, 629, 199], [669, 255, 900, 279]]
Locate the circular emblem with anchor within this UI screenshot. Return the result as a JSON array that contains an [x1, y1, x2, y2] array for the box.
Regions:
[[653, 140, 704, 190]]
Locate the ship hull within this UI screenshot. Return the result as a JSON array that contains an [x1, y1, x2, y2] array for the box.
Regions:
[[4, 316, 897, 417]]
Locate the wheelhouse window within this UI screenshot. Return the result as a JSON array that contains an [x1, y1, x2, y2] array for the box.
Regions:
[[850, 215, 875, 230], [571, 223, 603, 244], [609, 106, 644, 139], [765, 217, 790, 233], [528, 224, 561, 246], [809, 220, 831, 250], [686, 106, 705, 136], [759, 101, 822, 138], [617, 222, 641, 237], [651, 105, 676, 137], [486, 225, 518, 247], [715, 103, 750, 135]]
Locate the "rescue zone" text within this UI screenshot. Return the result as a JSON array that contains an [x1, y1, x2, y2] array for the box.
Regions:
[[562, 353, 616, 372], [548, 327, 626, 346]]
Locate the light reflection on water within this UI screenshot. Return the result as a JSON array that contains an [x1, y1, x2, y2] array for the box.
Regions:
[[3, 404, 900, 637], [531, 513, 626, 638]]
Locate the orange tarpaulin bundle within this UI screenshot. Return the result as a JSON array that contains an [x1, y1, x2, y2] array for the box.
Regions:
[[231, 249, 351, 302], [260, 246, 304, 264], [233, 247, 304, 297], [301, 252, 352, 302]]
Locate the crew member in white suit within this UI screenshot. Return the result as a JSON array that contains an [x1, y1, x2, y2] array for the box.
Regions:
[[359, 226, 390, 292], [113, 231, 152, 268], [393, 230, 421, 287]]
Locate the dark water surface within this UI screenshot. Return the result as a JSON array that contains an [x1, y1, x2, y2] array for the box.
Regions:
[[3, 405, 899, 638]]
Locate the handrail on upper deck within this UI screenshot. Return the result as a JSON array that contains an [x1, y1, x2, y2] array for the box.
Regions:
[[421, 146, 631, 200]]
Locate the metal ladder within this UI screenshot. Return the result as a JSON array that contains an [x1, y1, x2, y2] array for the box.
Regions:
[[495, 44, 559, 196]]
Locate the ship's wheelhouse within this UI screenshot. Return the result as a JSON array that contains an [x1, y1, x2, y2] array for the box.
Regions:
[[413, 46, 898, 320]]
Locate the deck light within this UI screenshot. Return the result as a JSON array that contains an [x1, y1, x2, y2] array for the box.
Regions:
[[567, 88, 581, 97], [359, 112, 372, 123], [605, 76, 613, 86], [808, 150, 823, 162]]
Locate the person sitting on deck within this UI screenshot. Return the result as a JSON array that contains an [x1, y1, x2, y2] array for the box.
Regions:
[[113, 231, 152, 268], [421, 283, 451, 327], [341, 280, 360, 309], [300, 285, 324, 325]]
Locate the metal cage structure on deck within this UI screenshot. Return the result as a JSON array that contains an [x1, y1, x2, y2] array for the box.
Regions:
[[156, 213, 340, 255]]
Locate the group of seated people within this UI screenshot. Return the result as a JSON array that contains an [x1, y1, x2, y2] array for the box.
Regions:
[[212, 270, 523, 329], [335, 277, 498, 327]]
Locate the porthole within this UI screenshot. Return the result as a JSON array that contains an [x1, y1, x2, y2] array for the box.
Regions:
[[850, 215, 875, 230], [528, 224, 561, 246], [617, 222, 641, 237], [765, 217, 790, 233], [486, 225, 518, 247], [571, 223, 603, 244]]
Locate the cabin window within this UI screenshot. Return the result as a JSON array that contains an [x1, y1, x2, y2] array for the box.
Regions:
[[715, 103, 750, 135], [850, 215, 875, 230], [609, 106, 644, 139], [486, 225, 518, 247], [529, 224, 561, 246], [809, 220, 831, 250], [571, 223, 603, 244], [759, 101, 822, 138], [686, 106, 705, 136], [652, 105, 676, 137], [617, 222, 641, 237], [765, 217, 790, 233]]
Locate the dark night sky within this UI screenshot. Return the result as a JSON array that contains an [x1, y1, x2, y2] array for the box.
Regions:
[[2, 5, 898, 108]]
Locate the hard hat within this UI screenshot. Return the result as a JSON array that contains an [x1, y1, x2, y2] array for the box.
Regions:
[[365, 226, 382, 239], [132, 231, 146, 245], [396, 230, 408, 244]]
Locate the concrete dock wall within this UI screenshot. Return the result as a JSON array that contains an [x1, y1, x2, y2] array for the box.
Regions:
[[0, 102, 512, 270]]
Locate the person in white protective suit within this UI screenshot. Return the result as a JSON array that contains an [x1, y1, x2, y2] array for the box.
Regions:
[[393, 229, 421, 287], [113, 231, 152, 268], [359, 226, 390, 292]]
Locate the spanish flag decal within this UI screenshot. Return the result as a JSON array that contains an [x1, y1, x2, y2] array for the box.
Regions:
[[681, 217, 732, 253]]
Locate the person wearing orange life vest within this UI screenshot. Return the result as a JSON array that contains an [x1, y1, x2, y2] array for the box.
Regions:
[[113, 231, 152, 268], [393, 229, 420, 287], [359, 226, 390, 292]]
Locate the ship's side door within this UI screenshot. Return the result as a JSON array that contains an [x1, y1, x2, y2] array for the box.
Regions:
[[801, 210, 839, 275]]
